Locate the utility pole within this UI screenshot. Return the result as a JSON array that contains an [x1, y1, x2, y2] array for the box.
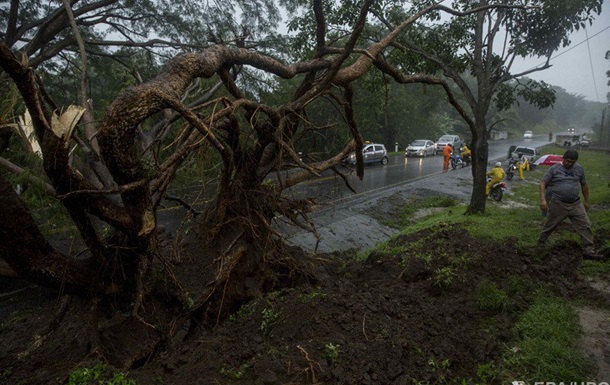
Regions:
[[601, 107, 606, 144]]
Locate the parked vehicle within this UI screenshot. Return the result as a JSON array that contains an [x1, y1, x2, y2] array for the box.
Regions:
[[507, 145, 516, 159], [508, 146, 538, 163], [487, 175, 506, 202], [405, 139, 436, 157], [523, 130, 533, 139], [450, 152, 470, 169], [505, 158, 517, 181], [556, 133, 589, 147], [461, 153, 472, 166], [435, 135, 462, 154], [345, 143, 389, 165]]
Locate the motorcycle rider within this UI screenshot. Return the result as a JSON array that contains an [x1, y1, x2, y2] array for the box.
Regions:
[[460, 144, 471, 164], [486, 162, 505, 197]]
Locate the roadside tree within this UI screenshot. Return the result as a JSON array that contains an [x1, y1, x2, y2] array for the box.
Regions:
[[369, 0, 602, 213]]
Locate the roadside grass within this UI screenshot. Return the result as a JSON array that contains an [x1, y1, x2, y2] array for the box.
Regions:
[[499, 294, 592, 383], [383, 148, 610, 383], [396, 147, 610, 253]]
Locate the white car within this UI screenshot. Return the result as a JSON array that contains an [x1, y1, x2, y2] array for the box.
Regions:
[[523, 130, 533, 139], [405, 139, 436, 157], [509, 146, 539, 163]]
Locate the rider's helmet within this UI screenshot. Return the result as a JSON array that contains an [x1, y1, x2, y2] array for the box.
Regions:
[[495, 162, 501, 167]]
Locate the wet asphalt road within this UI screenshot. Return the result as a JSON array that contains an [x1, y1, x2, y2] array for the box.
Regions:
[[283, 135, 549, 205]]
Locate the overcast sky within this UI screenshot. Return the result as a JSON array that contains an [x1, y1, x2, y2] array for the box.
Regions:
[[511, 1, 610, 103]]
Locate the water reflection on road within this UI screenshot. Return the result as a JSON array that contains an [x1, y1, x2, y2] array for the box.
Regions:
[[284, 137, 549, 204], [404, 156, 425, 177], [285, 154, 446, 204]]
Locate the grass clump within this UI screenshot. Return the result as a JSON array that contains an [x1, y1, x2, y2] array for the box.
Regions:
[[67, 364, 136, 385], [388, 195, 460, 229], [476, 280, 509, 313], [500, 294, 592, 382]]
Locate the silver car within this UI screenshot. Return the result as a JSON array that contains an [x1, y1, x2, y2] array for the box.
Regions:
[[405, 139, 436, 157], [435, 134, 462, 154], [346, 143, 389, 165]]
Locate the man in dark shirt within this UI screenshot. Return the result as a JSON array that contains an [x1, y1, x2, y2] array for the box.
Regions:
[[538, 149, 600, 259]]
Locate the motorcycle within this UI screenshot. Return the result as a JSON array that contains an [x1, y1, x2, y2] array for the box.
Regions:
[[450, 153, 470, 169], [462, 153, 472, 166], [505, 158, 517, 181], [487, 175, 507, 202]]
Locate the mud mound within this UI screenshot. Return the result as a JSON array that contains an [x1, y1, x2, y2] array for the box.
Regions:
[[0, 224, 604, 385], [125, 224, 593, 385]]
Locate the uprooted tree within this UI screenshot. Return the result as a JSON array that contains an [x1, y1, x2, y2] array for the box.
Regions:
[[0, 0, 452, 367], [0, 0, 602, 368]]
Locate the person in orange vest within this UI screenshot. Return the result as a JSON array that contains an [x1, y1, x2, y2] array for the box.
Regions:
[[442, 143, 453, 171]]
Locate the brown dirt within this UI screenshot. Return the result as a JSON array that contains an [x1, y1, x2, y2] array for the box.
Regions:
[[2, 222, 609, 385]]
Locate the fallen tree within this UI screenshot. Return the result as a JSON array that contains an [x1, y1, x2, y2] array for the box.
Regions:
[[0, 0, 446, 367]]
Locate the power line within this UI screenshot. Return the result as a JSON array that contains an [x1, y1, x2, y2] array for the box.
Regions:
[[552, 25, 610, 61], [520, 24, 610, 102], [525, 25, 610, 68], [584, 26, 601, 102]]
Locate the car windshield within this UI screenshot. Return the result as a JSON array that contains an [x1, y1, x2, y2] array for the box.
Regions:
[[410, 140, 426, 146], [439, 136, 452, 141], [515, 148, 534, 155]]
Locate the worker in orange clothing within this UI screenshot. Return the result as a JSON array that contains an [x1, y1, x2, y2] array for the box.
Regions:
[[442, 143, 453, 171]]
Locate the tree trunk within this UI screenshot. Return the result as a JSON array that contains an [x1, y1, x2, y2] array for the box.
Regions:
[[466, 119, 489, 214], [0, 172, 101, 292]]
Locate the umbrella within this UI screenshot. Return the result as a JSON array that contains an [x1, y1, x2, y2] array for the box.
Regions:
[[534, 154, 563, 166]]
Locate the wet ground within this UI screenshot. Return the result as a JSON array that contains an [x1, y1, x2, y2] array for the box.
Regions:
[[2, 152, 609, 385]]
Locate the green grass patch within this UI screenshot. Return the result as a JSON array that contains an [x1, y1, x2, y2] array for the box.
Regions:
[[383, 195, 460, 228], [476, 280, 509, 313], [67, 363, 136, 385], [500, 294, 592, 382]]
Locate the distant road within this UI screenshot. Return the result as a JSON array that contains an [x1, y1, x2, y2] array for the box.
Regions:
[[283, 135, 550, 204]]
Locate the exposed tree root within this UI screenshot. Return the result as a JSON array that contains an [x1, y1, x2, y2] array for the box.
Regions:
[[297, 344, 322, 384]]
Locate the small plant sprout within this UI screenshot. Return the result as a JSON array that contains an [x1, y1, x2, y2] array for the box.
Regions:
[[260, 307, 279, 337], [324, 342, 340, 362]]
